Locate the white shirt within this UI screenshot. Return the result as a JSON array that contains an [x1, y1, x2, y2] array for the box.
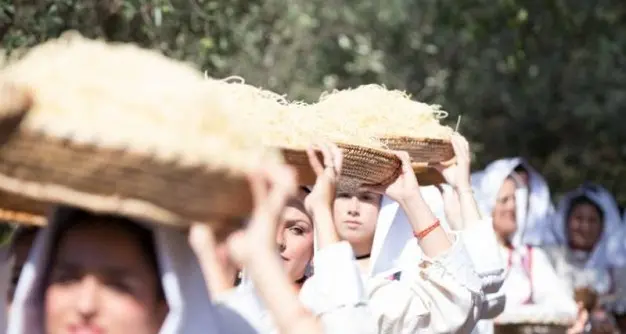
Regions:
[[218, 241, 376, 334], [476, 244, 577, 332]]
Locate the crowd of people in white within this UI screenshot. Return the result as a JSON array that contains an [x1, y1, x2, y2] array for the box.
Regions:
[[1, 133, 625, 334]]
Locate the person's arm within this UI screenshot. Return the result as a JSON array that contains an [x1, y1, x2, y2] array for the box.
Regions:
[[435, 133, 482, 227], [366, 233, 483, 333], [227, 164, 325, 334], [301, 143, 376, 334], [304, 143, 342, 248], [364, 147, 483, 332], [365, 151, 452, 257], [188, 223, 238, 298], [241, 244, 323, 334], [439, 185, 463, 229], [436, 133, 506, 296]]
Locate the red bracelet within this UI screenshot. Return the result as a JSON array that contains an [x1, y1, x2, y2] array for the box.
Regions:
[[414, 219, 441, 240]]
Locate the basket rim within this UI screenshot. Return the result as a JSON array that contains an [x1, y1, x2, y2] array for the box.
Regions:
[[0, 128, 256, 224], [412, 157, 457, 169], [0, 171, 186, 227], [280, 142, 399, 157], [379, 136, 452, 144], [0, 208, 46, 226], [279, 142, 401, 187]]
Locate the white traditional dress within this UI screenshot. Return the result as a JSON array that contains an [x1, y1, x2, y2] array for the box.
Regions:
[[366, 194, 484, 333], [224, 192, 485, 334], [217, 240, 377, 334], [471, 159, 577, 333], [542, 185, 626, 306]]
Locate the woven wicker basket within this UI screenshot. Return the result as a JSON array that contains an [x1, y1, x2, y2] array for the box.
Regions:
[[281, 143, 401, 187], [380, 137, 454, 164], [494, 324, 568, 334], [381, 137, 455, 186], [411, 157, 456, 186], [0, 129, 253, 226]]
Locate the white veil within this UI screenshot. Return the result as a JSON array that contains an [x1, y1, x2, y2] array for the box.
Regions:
[[8, 206, 255, 334]]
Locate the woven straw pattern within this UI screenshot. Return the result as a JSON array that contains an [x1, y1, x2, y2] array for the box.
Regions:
[[281, 144, 401, 187], [0, 130, 253, 226], [381, 137, 454, 163], [414, 168, 446, 186], [494, 324, 568, 334], [0, 208, 46, 226]]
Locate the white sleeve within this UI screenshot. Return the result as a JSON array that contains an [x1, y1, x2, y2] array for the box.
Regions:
[[366, 235, 483, 334], [462, 218, 506, 294], [300, 241, 377, 334], [480, 291, 507, 319]]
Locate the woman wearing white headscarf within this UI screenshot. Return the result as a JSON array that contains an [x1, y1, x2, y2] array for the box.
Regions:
[[222, 162, 333, 334], [472, 158, 578, 331], [7, 205, 258, 334], [477, 157, 555, 246], [211, 143, 375, 334], [542, 184, 626, 330], [369, 135, 506, 334], [0, 223, 42, 334], [332, 134, 484, 333]]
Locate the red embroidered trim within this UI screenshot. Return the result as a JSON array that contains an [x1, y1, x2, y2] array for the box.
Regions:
[[507, 245, 534, 304]]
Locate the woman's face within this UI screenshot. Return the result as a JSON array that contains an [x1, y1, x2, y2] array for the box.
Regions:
[[492, 178, 518, 242], [333, 191, 382, 255], [277, 192, 314, 282], [568, 202, 603, 251], [45, 221, 167, 334]]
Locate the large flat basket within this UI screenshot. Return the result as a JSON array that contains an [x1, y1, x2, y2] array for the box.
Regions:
[[494, 323, 568, 334], [281, 143, 401, 187], [0, 129, 253, 227], [380, 137, 454, 163]]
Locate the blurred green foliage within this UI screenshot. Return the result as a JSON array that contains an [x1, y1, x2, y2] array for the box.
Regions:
[[0, 0, 625, 206]]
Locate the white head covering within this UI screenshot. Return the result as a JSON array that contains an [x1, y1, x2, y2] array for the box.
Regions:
[[8, 206, 255, 334], [0, 244, 11, 334], [472, 157, 553, 247], [551, 184, 624, 270], [368, 185, 455, 278]]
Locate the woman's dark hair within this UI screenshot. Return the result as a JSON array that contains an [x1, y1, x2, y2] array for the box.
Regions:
[[9, 225, 41, 254], [513, 165, 527, 174], [567, 195, 604, 223], [48, 206, 165, 301]]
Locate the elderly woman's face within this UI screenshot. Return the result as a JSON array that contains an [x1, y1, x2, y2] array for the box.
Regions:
[[568, 202, 603, 251], [45, 221, 167, 334], [492, 178, 518, 242]]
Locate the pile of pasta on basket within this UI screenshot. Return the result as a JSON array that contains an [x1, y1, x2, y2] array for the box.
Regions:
[[201, 77, 457, 189], [0, 32, 457, 230], [0, 31, 286, 231]]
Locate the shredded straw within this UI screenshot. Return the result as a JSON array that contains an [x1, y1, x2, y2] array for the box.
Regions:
[[1, 31, 281, 172], [202, 76, 387, 149], [202, 75, 323, 149], [313, 85, 454, 141]]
